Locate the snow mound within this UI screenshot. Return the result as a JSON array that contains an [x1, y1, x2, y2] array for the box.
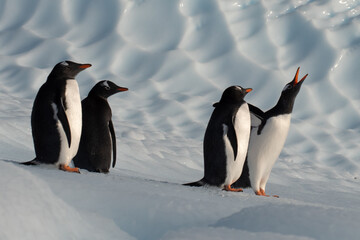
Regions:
[[215, 204, 360, 240], [1, 0, 360, 239], [0, 161, 134, 240]]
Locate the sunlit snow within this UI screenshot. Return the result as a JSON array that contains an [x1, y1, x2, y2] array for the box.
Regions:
[[1, 0, 360, 239]]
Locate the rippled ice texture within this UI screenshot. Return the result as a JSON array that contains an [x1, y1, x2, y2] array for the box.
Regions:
[[1, 0, 360, 240]]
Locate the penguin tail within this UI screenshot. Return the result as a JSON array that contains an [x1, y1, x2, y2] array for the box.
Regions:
[[183, 179, 205, 187], [21, 158, 39, 166]]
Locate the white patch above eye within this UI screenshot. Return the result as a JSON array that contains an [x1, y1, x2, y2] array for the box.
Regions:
[[102, 81, 110, 89], [235, 86, 243, 91], [282, 84, 291, 92], [61, 61, 69, 66]]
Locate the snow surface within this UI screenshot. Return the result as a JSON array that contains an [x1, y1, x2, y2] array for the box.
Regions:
[[1, 0, 360, 239]]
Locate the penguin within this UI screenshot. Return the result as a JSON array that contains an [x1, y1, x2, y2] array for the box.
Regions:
[[184, 86, 252, 191], [73, 80, 128, 173], [24, 61, 91, 173], [232, 67, 308, 197]]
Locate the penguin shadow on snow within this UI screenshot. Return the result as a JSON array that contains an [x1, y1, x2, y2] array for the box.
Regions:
[[185, 67, 308, 198], [73, 80, 128, 173]]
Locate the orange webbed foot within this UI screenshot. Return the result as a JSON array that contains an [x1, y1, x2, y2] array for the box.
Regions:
[[255, 189, 279, 198], [255, 190, 268, 196], [59, 164, 80, 173], [224, 185, 243, 192]]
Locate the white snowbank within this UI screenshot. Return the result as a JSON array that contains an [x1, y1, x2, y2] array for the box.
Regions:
[[1, 0, 360, 239]]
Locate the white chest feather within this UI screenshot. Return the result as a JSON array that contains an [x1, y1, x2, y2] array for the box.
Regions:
[[57, 79, 82, 165], [248, 114, 291, 188], [223, 104, 251, 185]]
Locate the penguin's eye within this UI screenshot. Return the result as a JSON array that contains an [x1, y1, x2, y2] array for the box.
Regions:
[[104, 86, 110, 90], [282, 84, 292, 92]]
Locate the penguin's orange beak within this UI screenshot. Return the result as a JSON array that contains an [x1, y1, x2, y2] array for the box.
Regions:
[[79, 64, 92, 69], [294, 67, 308, 86], [118, 87, 128, 92], [246, 88, 252, 93]]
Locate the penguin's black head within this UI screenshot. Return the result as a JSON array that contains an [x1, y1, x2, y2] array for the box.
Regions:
[[49, 61, 92, 80], [215, 85, 252, 106], [89, 80, 128, 99], [277, 67, 308, 113]]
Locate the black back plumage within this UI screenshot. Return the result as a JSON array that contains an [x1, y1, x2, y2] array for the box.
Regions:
[[73, 80, 128, 173], [184, 86, 252, 187], [30, 61, 91, 164]]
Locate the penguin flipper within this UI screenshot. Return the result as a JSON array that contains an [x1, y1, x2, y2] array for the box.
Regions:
[[248, 104, 266, 135], [57, 97, 72, 147], [225, 121, 238, 161], [248, 104, 264, 127], [109, 120, 117, 168]]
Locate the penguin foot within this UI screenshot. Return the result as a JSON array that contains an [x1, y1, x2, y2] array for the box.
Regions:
[[255, 189, 279, 198], [59, 164, 80, 173], [255, 190, 269, 197], [224, 185, 243, 192]]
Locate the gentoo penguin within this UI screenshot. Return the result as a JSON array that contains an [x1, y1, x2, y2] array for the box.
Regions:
[[232, 67, 308, 197], [184, 86, 252, 191], [73, 80, 128, 173], [24, 61, 91, 173]]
